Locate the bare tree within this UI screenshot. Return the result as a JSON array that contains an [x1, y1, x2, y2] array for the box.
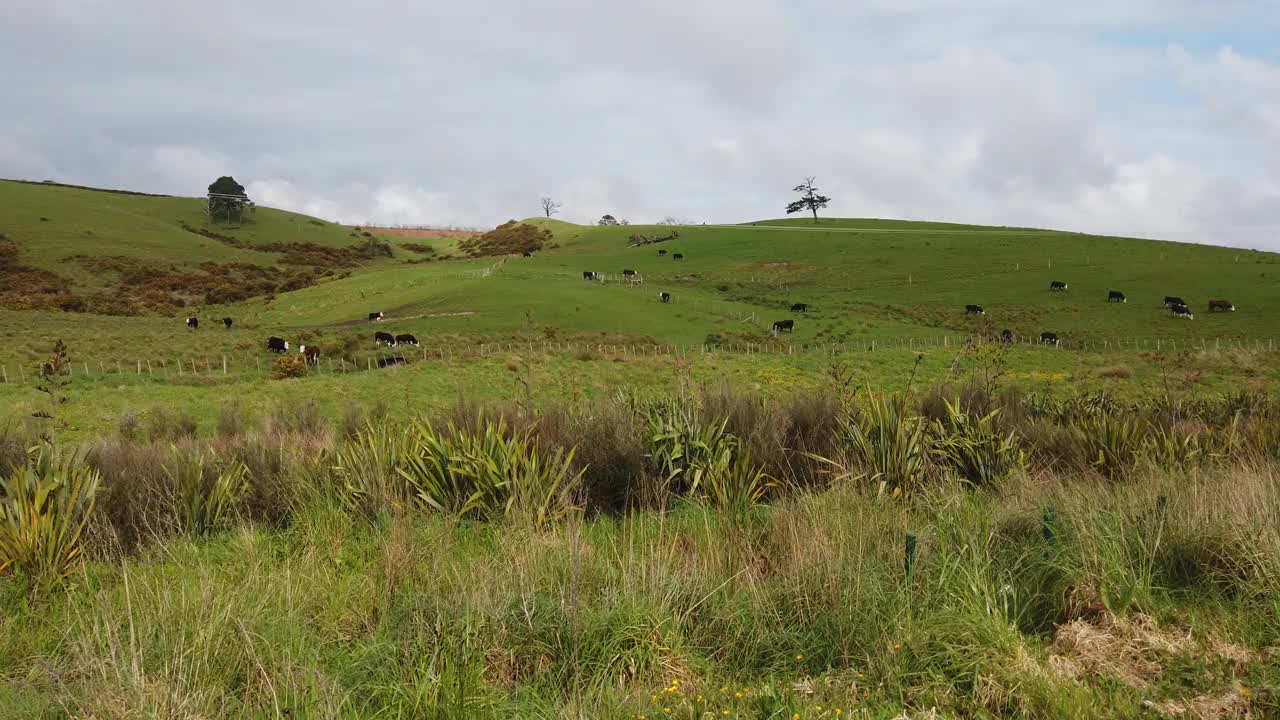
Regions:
[[540, 197, 561, 218], [785, 176, 831, 222]]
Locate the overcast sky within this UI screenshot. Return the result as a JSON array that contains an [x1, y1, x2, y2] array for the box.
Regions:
[[3, 1, 1278, 249]]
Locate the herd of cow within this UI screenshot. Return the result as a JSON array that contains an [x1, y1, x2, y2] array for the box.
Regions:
[[181, 310, 418, 369]]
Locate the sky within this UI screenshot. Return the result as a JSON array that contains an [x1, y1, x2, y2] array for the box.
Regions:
[[2, 1, 1278, 249]]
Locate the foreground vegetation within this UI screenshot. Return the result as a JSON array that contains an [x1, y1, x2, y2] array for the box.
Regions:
[[3, 377, 1280, 718]]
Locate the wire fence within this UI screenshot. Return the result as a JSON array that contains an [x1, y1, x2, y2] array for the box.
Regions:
[[2, 334, 1276, 385]]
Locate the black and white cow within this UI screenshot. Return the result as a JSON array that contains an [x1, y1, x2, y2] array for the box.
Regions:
[[377, 356, 408, 368], [1108, 291, 1126, 303], [267, 336, 289, 353], [583, 271, 596, 281], [375, 331, 396, 347], [672, 253, 684, 260], [186, 316, 199, 330], [965, 304, 985, 315], [1040, 332, 1059, 346], [222, 317, 233, 329], [300, 345, 320, 365], [622, 269, 637, 277], [658, 249, 668, 255], [395, 334, 419, 346], [790, 303, 807, 312], [1049, 281, 1068, 291], [368, 311, 385, 322], [1001, 329, 1014, 343], [772, 319, 795, 333], [1163, 296, 1186, 308], [1171, 303, 1194, 319], [658, 292, 670, 303], [1208, 299, 1235, 312]]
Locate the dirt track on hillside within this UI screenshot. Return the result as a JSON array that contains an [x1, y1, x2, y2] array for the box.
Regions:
[[354, 226, 480, 239]]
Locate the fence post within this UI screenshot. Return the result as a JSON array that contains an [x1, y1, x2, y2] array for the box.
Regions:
[[904, 533, 918, 578], [147, 359, 153, 376], [223, 356, 227, 375], [18, 364, 24, 383], [1, 366, 6, 384], [116, 360, 122, 375]]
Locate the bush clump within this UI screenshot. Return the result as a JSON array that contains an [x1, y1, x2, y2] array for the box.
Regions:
[[459, 221, 551, 257], [272, 354, 309, 380]]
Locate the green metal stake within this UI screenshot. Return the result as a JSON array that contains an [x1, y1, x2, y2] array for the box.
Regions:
[[1157, 495, 1169, 520], [905, 533, 918, 578], [1042, 505, 1057, 545]]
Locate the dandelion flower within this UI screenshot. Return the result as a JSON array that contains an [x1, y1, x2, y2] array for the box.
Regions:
[[1241, 688, 1251, 697], [735, 692, 744, 699]]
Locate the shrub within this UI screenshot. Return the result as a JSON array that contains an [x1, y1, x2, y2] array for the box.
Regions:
[[829, 392, 930, 493], [272, 353, 309, 380], [1071, 413, 1148, 479], [331, 422, 414, 517], [146, 407, 197, 443], [166, 454, 249, 536], [116, 410, 143, 442], [641, 399, 736, 497], [0, 450, 100, 585], [931, 397, 1024, 486], [458, 221, 551, 257]]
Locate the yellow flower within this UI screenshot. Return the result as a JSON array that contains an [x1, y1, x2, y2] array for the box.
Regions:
[[672, 680, 680, 687], [722, 711, 730, 717], [835, 710, 843, 717], [815, 706, 823, 712], [1241, 688, 1251, 697], [735, 692, 744, 699], [892, 486, 902, 498], [894, 643, 902, 651], [796, 654, 805, 661], [663, 709, 671, 715], [793, 714, 801, 720]]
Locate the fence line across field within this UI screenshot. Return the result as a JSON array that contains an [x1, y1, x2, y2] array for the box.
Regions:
[[1, 335, 1277, 384]]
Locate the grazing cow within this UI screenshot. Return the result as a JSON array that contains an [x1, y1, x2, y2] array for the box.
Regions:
[[300, 345, 320, 365], [658, 292, 670, 303], [672, 253, 684, 260], [522, 251, 533, 257], [790, 303, 807, 312], [375, 331, 396, 347], [186, 316, 199, 330], [1208, 299, 1235, 312], [377, 356, 407, 368], [1040, 332, 1059, 346], [658, 249, 668, 255], [222, 317, 233, 329], [1001, 329, 1014, 343], [368, 311, 384, 322], [395, 333, 419, 346], [1163, 296, 1185, 308], [1171, 304, 1194, 320], [623, 269, 637, 277], [772, 319, 795, 334], [1108, 291, 1126, 303], [1049, 281, 1068, 291], [267, 336, 289, 353], [965, 304, 985, 315], [583, 271, 596, 281]]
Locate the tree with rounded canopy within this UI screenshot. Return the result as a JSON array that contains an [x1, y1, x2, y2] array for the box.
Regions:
[[207, 176, 251, 224]]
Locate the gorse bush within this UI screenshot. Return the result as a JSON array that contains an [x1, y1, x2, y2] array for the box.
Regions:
[[272, 353, 309, 380], [0, 450, 99, 585]]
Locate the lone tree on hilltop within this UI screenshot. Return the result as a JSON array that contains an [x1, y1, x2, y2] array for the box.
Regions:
[[206, 175, 254, 226], [540, 197, 562, 218], [598, 214, 619, 226], [785, 176, 831, 222]]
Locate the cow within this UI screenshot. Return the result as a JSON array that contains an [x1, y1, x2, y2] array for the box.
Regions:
[[965, 304, 985, 315], [583, 271, 596, 281], [790, 303, 808, 312], [368, 312, 384, 322], [186, 316, 199, 330], [1040, 332, 1059, 346], [772, 319, 795, 334], [267, 336, 289, 353], [1163, 296, 1185, 308], [1208, 299, 1235, 312], [300, 345, 320, 365], [395, 333, 419, 346], [623, 269, 637, 277], [658, 292, 670, 303], [1108, 291, 1126, 303], [658, 249, 668, 255], [1049, 281, 1068, 291], [1171, 304, 1194, 320], [222, 317, 233, 329], [672, 253, 684, 260], [522, 251, 533, 257], [1001, 329, 1014, 343], [377, 356, 408, 368], [375, 331, 396, 347]]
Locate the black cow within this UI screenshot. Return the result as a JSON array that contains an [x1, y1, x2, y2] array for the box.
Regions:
[[1106, 290, 1126, 303], [186, 317, 199, 330], [1040, 332, 1059, 345], [375, 331, 396, 347], [965, 304, 985, 315], [1001, 329, 1014, 343], [790, 303, 807, 312], [300, 345, 320, 365], [267, 336, 289, 353], [623, 269, 637, 277], [772, 319, 795, 333], [395, 334, 419, 346], [1163, 296, 1185, 308], [377, 356, 408, 368], [222, 317, 233, 329], [1049, 281, 1068, 291], [522, 251, 533, 257], [1171, 303, 1194, 319], [658, 249, 668, 255], [1208, 299, 1235, 312], [368, 312, 384, 322], [658, 292, 670, 303], [672, 253, 684, 260], [583, 271, 596, 281]]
